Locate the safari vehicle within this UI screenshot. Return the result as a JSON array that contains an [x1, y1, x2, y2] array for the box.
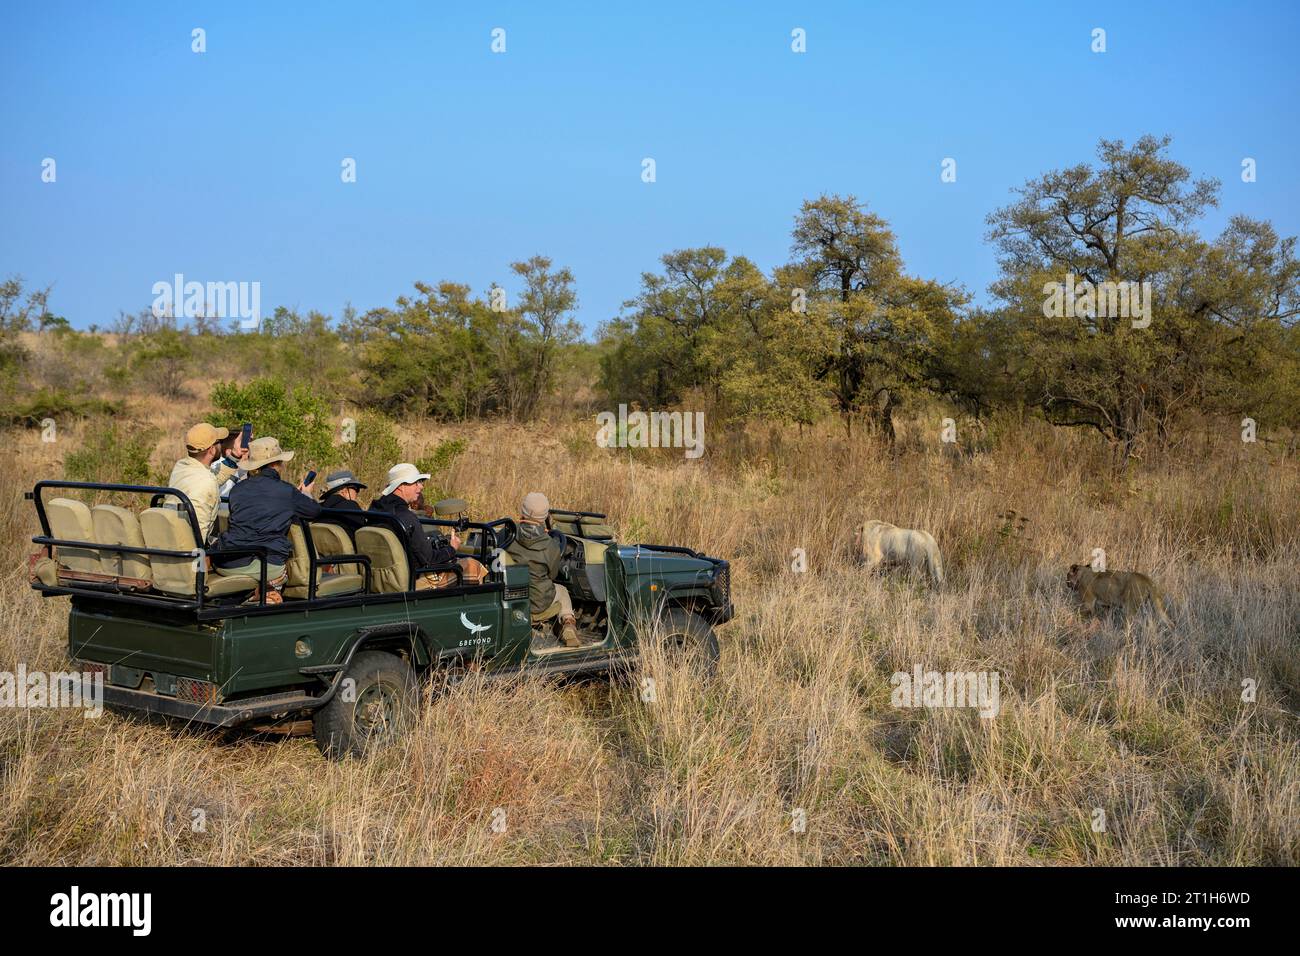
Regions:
[[25, 481, 733, 759]]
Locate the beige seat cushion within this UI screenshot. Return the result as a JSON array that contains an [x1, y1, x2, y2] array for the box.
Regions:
[[309, 522, 354, 559], [92, 504, 152, 582], [206, 574, 262, 597], [551, 517, 580, 536], [284, 524, 313, 594], [578, 517, 615, 539], [140, 507, 256, 598], [355, 526, 410, 593], [282, 523, 364, 599], [47, 498, 102, 574], [311, 573, 365, 598]]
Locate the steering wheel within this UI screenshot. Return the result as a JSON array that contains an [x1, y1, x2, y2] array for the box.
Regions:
[[485, 518, 518, 553]]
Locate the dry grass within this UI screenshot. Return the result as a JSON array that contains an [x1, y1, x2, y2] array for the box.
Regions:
[[1, 402, 1297, 865]]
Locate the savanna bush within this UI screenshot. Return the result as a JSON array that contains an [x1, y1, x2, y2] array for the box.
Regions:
[[64, 420, 158, 486], [210, 378, 339, 469]]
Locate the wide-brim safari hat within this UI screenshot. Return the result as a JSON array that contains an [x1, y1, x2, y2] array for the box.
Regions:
[[244, 436, 296, 471], [382, 462, 431, 496]]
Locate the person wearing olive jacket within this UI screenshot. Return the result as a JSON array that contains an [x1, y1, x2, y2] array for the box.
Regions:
[[506, 492, 579, 648]]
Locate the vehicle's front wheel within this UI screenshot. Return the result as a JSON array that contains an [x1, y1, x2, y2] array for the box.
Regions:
[[313, 650, 418, 760], [659, 608, 720, 679]]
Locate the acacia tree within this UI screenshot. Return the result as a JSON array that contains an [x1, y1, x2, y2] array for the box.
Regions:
[[986, 135, 1298, 461], [789, 194, 965, 441], [510, 255, 579, 420], [348, 282, 496, 419], [599, 247, 730, 407], [703, 259, 835, 429]]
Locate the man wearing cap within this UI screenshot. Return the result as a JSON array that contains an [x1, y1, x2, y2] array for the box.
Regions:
[[369, 463, 461, 587], [167, 422, 248, 543], [319, 469, 368, 532], [506, 492, 580, 647], [212, 437, 320, 601]]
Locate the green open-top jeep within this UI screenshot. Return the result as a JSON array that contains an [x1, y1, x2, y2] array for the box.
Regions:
[[26, 481, 733, 758]]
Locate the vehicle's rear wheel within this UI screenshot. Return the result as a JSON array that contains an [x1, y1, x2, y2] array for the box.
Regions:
[[313, 650, 418, 760], [659, 607, 720, 679]]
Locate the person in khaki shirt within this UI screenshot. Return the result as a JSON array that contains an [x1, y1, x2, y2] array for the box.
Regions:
[[167, 423, 247, 543]]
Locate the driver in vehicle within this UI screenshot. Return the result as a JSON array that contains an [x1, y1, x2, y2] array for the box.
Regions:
[[506, 492, 579, 648]]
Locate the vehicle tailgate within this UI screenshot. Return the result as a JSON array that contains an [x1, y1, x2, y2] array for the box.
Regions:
[[69, 603, 221, 681]]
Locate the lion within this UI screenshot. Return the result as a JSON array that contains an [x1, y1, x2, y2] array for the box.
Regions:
[[855, 519, 944, 585], [1066, 564, 1170, 625]]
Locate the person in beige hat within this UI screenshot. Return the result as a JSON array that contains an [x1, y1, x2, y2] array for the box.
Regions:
[[167, 422, 248, 542], [506, 492, 579, 647], [370, 463, 487, 589], [212, 437, 321, 602]]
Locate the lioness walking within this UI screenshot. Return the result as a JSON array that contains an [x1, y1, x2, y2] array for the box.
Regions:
[[855, 519, 944, 585], [1066, 564, 1171, 625]]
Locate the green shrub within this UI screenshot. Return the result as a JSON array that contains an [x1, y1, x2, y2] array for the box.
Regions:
[[2, 388, 122, 428], [210, 378, 339, 470], [131, 328, 192, 399], [65, 421, 158, 486]]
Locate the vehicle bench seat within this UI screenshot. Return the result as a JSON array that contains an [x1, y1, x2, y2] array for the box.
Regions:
[[284, 524, 364, 600], [139, 507, 257, 598], [354, 526, 410, 593], [45, 497, 103, 575], [92, 504, 152, 584]]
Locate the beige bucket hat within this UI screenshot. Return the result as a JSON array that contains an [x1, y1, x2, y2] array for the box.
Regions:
[[243, 436, 296, 471], [382, 462, 430, 496]]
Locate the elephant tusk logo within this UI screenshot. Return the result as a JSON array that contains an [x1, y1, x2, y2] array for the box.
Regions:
[[460, 612, 491, 635]]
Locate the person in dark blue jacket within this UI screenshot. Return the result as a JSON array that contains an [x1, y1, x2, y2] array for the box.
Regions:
[[368, 463, 458, 583], [213, 436, 320, 601]]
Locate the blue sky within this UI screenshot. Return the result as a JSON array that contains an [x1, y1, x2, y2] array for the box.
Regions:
[[2, 0, 1297, 333]]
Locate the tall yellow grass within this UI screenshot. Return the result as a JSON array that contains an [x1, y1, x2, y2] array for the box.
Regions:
[[1, 400, 1296, 865]]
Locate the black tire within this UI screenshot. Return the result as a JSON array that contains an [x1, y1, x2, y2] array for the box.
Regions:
[[313, 650, 418, 760], [659, 607, 720, 680]]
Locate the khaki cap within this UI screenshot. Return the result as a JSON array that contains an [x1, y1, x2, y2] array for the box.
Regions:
[[185, 422, 230, 453]]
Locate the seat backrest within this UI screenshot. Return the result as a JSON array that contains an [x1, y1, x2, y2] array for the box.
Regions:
[[46, 498, 102, 573], [140, 507, 200, 596], [92, 505, 152, 581], [551, 516, 580, 536], [285, 523, 312, 592], [355, 526, 409, 593], [578, 517, 615, 540], [309, 522, 353, 558]]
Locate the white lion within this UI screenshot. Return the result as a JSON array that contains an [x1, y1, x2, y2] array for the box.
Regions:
[[855, 519, 944, 585]]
